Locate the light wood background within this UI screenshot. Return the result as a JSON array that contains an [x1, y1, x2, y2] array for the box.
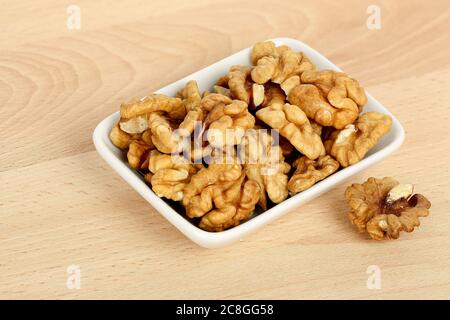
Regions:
[[1, 0, 450, 300]]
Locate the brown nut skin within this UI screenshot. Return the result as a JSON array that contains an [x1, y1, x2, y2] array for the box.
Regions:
[[251, 41, 278, 65], [345, 177, 431, 240], [329, 112, 392, 167], [288, 155, 339, 194]]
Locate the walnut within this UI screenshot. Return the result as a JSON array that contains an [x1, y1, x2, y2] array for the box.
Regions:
[[228, 65, 252, 104], [301, 70, 367, 110], [205, 99, 255, 148], [239, 130, 291, 209], [120, 94, 186, 120], [147, 112, 181, 154], [280, 75, 300, 96], [288, 155, 339, 194], [182, 161, 260, 231], [250, 41, 314, 85], [251, 47, 298, 84], [261, 83, 285, 107], [252, 83, 265, 107], [328, 112, 392, 167], [146, 150, 198, 201], [251, 41, 278, 65], [177, 80, 202, 112], [198, 177, 260, 232], [182, 162, 243, 216], [345, 177, 431, 240], [292, 52, 316, 76], [176, 80, 204, 137], [251, 56, 278, 84], [288, 70, 367, 129], [213, 85, 231, 98], [110, 123, 141, 150], [256, 100, 325, 160], [127, 140, 153, 170]]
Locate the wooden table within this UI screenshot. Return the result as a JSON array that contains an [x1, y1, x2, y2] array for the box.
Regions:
[[1, 0, 449, 299]]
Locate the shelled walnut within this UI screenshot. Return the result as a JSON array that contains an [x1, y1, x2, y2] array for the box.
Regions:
[[345, 177, 431, 240], [288, 155, 339, 194], [327, 112, 392, 167], [288, 70, 367, 129]]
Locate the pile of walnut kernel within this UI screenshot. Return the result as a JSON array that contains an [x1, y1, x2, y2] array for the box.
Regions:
[[109, 40, 407, 234]]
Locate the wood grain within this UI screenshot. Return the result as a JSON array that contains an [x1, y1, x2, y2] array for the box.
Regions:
[[1, 0, 450, 299]]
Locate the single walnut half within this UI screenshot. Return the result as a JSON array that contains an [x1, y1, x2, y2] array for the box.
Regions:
[[110, 123, 142, 150], [120, 93, 186, 120], [288, 155, 339, 194], [256, 100, 325, 160], [182, 161, 260, 231], [328, 112, 392, 167], [197, 175, 261, 232], [345, 177, 431, 240], [228, 65, 252, 104], [146, 150, 198, 201], [182, 162, 243, 217], [127, 140, 153, 170], [239, 129, 291, 209], [205, 99, 255, 148], [288, 70, 367, 129], [250, 41, 315, 85], [147, 112, 181, 154]]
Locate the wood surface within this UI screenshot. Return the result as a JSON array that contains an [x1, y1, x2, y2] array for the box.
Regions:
[[1, 0, 450, 299]]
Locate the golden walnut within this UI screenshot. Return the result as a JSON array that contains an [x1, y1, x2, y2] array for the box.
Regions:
[[145, 150, 198, 201], [239, 130, 291, 209], [205, 99, 255, 148], [288, 70, 367, 129], [182, 162, 260, 231], [256, 100, 325, 160], [288, 155, 340, 194], [227, 65, 252, 104], [198, 175, 260, 232], [345, 177, 431, 240], [328, 112, 392, 167], [250, 41, 315, 85], [120, 93, 186, 120]]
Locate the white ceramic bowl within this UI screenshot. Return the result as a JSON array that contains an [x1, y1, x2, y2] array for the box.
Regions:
[[93, 37, 404, 248]]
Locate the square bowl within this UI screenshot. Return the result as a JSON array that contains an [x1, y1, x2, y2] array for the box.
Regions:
[[93, 37, 404, 248]]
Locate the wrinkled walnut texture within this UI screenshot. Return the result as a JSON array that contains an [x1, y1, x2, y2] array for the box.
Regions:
[[345, 177, 431, 240], [288, 155, 339, 194]]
